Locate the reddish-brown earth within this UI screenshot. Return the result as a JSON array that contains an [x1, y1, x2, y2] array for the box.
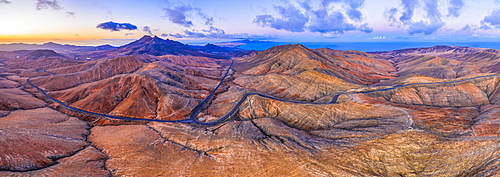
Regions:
[[24, 54, 229, 122], [3, 38, 500, 176], [0, 75, 109, 175], [374, 45, 500, 78]]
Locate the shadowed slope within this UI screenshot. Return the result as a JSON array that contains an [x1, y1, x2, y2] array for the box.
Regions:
[[392, 55, 482, 79], [28, 54, 228, 122]]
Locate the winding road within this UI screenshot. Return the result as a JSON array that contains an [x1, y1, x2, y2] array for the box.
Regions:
[[27, 60, 500, 125]]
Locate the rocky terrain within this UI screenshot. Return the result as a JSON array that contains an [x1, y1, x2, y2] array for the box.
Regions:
[[2, 37, 500, 176], [374, 45, 500, 78]]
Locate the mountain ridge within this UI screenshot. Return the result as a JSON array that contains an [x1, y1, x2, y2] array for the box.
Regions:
[[82, 35, 249, 60], [0, 42, 116, 53], [372, 45, 500, 57]]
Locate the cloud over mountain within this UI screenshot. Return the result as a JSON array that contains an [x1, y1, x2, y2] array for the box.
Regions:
[[143, 26, 154, 36], [96, 21, 138, 31], [324, 0, 364, 21], [448, 0, 464, 17], [160, 1, 272, 40], [162, 27, 275, 40], [254, 5, 309, 32], [385, 0, 463, 35], [253, 0, 373, 34], [407, 0, 443, 35], [481, 9, 500, 29], [163, 0, 213, 27]]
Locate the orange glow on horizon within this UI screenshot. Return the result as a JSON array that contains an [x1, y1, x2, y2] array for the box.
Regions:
[[0, 33, 143, 45]]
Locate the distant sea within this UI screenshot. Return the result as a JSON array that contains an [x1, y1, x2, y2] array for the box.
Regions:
[[236, 42, 500, 52]]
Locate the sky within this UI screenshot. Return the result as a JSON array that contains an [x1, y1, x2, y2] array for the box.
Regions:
[[1, 0, 500, 46]]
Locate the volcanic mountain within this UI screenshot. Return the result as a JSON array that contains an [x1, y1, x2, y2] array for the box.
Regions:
[[83, 36, 244, 60], [231, 44, 396, 100]]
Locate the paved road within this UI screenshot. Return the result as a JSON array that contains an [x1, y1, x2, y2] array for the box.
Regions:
[[27, 61, 500, 125]]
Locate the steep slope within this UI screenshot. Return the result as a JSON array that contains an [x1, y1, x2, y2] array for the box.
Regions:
[[392, 55, 482, 79], [28, 54, 228, 121], [119, 36, 204, 56], [234, 44, 396, 85], [355, 74, 500, 137], [219, 44, 397, 109], [29, 55, 150, 90], [201, 44, 398, 123]]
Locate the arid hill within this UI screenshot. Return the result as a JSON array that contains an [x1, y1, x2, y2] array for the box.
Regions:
[[4, 49, 85, 77], [234, 44, 396, 84], [372, 45, 500, 57], [373, 45, 500, 78], [27, 54, 230, 122]]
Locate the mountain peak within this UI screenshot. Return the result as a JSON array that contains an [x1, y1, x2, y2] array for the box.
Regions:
[[43, 42, 58, 45], [152, 35, 164, 42], [264, 44, 311, 55], [270, 44, 307, 50], [138, 35, 153, 42], [41, 42, 64, 47], [111, 35, 227, 58], [289, 44, 308, 50]]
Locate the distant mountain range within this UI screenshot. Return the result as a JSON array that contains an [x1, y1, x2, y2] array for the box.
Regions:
[[0, 42, 116, 53], [0, 36, 252, 60]]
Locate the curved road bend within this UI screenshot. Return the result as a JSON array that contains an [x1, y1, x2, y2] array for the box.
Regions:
[[28, 63, 500, 125]]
